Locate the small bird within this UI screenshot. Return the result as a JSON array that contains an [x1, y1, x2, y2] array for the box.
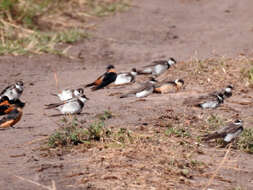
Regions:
[[120, 78, 157, 98], [51, 88, 84, 101], [0, 105, 24, 129], [114, 68, 137, 85], [45, 94, 89, 114], [85, 65, 117, 91], [203, 119, 243, 143], [222, 85, 233, 98], [0, 97, 25, 116], [137, 58, 176, 76], [0, 81, 24, 101], [154, 79, 184, 94], [184, 93, 224, 109], [209, 85, 234, 99]]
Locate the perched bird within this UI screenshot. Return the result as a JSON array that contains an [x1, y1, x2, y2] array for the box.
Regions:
[[85, 65, 117, 91], [51, 88, 84, 101], [45, 94, 89, 114], [203, 119, 244, 143], [0, 81, 24, 101], [0, 97, 25, 116], [120, 78, 157, 98], [137, 58, 176, 76], [184, 93, 224, 109], [114, 68, 137, 85], [154, 79, 184, 94]]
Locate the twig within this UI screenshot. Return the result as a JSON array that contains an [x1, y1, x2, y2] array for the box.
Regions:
[[15, 176, 56, 190], [203, 144, 231, 190]]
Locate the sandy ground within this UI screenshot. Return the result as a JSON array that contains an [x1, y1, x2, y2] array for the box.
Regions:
[[0, 0, 253, 189]]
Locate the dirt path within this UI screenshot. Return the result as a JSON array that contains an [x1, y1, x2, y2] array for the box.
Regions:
[[0, 0, 253, 189]]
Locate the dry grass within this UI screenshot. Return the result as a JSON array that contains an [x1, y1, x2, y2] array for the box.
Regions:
[[0, 0, 130, 56]]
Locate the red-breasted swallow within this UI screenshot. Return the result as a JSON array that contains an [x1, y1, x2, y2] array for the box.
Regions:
[[85, 65, 117, 91], [0, 107, 23, 128]]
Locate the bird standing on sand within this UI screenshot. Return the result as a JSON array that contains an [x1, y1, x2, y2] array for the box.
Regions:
[[85, 65, 117, 91], [0, 81, 24, 101], [120, 78, 157, 98], [184, 92, 224, 109], [137, 58, 176, 76], [154, 79, 184, 94], [114, 68, 137, 85], [51, 88, 84, 101], [202, 119, 244, 143], [45, 94, 89, 114]]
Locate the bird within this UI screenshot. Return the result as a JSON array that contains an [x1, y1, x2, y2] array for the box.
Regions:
[[120, 78, 157, 98], [137, 57, 176, 76], [0, 97, 25, 116], [45, 94, 89, 114], [114, 68, 137, 85], [222, 85, 233, 98], [209, 85, 233, 99], [51, 88, 84, 101], [0, 81, 24, 101], [154, 79, 184, 94], [184, 92, 224, 109], [85, 65, 117, 91], [202, 119, 243, 143], [0, 101, 25, 129]]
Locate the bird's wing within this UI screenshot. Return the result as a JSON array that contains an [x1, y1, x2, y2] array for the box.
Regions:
[[85, 72, 106, 87], [120, 82, 153, 98], [0, 84, 14, 96], [92, 72, 117, 91], [0, 108, 22, 128], [142, 60, 166, 68]]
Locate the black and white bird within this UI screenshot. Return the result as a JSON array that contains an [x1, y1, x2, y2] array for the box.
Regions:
[[209, 85, 234, 99], [45, 94, 89, 114], [222, 85, 233, 98], [120, 78, 157, 98], [154, 79, 184, 94], [184, 92, 224, 109], [0, 81, 24, 101], [203, 119, 244, 143], [114, 68, 137, 85], [51, 88, 84, 101], [137, 58, 176, 76], [85, 65, 117, 91]]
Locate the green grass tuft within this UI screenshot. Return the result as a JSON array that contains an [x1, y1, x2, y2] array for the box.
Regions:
[[237, 128, 253, 154]]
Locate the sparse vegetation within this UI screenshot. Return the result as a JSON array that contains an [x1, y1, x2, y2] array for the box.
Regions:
[[47, 111, 133, 149], [0, 0, 130, 56], [237, 128, 253, 153], [206, 114, 224, 130]]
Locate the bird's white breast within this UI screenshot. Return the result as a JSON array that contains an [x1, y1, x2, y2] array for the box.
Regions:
[[153, 64, 166, 75], [136, 88, 153, 98], [59, 101, 81, 114], [201, 101, 218, 109], [114, 74, 132, 85]]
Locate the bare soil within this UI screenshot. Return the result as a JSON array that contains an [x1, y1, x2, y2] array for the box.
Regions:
[[0, 0, 253, 189]]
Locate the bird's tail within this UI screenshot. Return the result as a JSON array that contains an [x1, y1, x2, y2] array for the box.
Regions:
[[50, 93, 58, 97], [202, 132, 220, 141], [120, 93, 133, 98], [136, 70, 150, 75], [85, 82, 95, 88], [44, 103, 60, 109]]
